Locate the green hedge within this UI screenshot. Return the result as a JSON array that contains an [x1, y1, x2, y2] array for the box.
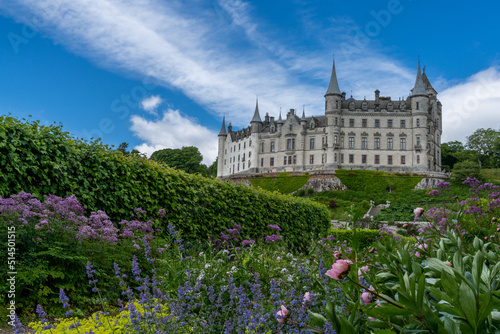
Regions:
[[248, 172, 311, 194], [335, 170, 423, 192], [0, 117, 330, 250]]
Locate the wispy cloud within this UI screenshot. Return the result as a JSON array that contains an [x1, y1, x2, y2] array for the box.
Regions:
[[131, 109, 218, 165], [439, 67, 500, 142], [140, 95, 163, 115], [0, 0, 418, 126]]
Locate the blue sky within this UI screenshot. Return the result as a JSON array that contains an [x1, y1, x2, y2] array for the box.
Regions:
[[1, 0, 499, 164]]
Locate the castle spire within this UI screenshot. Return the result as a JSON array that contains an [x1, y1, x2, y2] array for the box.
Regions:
[[411, 59, 428, 96], [218, 116, 227, 136], [251, 97, 262, 123], [277, 108, 283, 123], [325, 56, 341, 96], [301, 105, 306, 120]]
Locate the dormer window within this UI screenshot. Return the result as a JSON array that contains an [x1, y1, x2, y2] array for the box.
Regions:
[[400, 101, 406, 110], [387, 102, 393, 111], [349, 101, 355, 111], [271, 126, 275, 133], [310, 121, 315, 129], [362, 101, 367, 111]]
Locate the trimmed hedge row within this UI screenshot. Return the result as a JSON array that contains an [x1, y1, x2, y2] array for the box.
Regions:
[[248, 172, 311, 194], [0, 117, 330, 250], [335, 169, 423, 192]]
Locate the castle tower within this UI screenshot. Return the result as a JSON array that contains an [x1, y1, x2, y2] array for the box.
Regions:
[[325, 57, 342, 167], [250, 98, 262, 133], [217, 116, 228, 177]]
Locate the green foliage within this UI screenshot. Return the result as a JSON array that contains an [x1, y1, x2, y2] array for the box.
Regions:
[[335, 170, 423, 193], [307, 188, 315, 195], [374, 203, 418, 222], [481, 168, 500, 182], [150, 146, 208, 176], [0, 117, 329, 251], [466, 127, 500, 167], [297, 189, 306, 197], [441, 140, 464, 171], [452, 160, 481, 182], [248, 172, 311, 194], [327, 228, 382, 249], [206, 158, 218, 178]]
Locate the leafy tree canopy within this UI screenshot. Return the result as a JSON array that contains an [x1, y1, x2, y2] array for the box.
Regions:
[[150, 146, 208, 176]]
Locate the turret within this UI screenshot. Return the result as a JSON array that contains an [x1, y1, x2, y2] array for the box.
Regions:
[[250, 98, 262, 133], [217, 116, 227, 178], [410, 60, 430, 113], [325, 57, 342, 115]]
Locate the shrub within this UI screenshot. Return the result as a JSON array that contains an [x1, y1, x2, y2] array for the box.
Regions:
[[452, 160, 481, 183], [248, 172, 311, 194], [307, 188, 315, 195], [297, 189, 306, 197], [0, 117, 329, 251], [335, 169, 423, 192], [328, 200, 337, 209]]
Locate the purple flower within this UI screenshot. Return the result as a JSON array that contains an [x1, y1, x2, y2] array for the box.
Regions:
[[268, 224, 282, 232], [242, 239, 255, 246], [265, 235, 282, 243], [429, 190, 439, 197]]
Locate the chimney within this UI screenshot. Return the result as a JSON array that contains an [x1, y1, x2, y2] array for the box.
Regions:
[[265, 112, 270, 124], [375, 90, 380, 102], [228, 122, 232, 132]]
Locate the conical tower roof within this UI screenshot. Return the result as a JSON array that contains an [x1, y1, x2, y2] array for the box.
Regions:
[[218, 116, 227, 136], [301, 107, 306, 120], [277, 109, 283, 124], [411, 60, 428, 96], [325, 57, 341, 96], [251, 98, 262, 123]]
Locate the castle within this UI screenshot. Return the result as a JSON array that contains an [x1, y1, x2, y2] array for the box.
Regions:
[[217, 59, 442, 179]]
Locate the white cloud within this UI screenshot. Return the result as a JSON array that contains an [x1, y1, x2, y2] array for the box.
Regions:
[[439, 67, 500, 143], [140, 95, 163, 115], [0, 0, 418, 126], [131, 109, 218, 165]]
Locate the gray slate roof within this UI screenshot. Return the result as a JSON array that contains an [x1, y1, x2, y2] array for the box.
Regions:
[[325, 58, 341, 96]]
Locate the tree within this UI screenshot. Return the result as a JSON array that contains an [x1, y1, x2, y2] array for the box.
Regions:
[[206, 158, 218, 178], [466, 128, 500, 168], [150, 146, 207, 176], [441, 140, 464, 171], [117, 142, 129, 153]]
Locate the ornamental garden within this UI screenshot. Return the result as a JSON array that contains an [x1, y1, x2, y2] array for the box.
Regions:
[[2, 116, 500, 333]]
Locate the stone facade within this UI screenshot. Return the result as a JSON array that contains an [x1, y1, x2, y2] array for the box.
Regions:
[[217, 59, 443, 179]]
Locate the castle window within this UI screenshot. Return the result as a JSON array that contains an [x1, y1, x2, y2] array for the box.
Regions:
[[362, 101, 367, 110], [388, 155, 393, 165], [416, 119, 420, 127], [341, 118, 345, 127], [270, 141, 275, 152], [416, 136, 421, 146], [261, 142, 264, 153], [284, 156, 287, 165], [349, 154, 354, 163], [287, 139, 295, 150], [362, 155, 367, 163], [374, 155, 380, 164], [238, 163, 240, 171], [417, 155, 420, 164], [349, 137, 355, 149], [239, 144, 241, 150], [293, 155, 297, 164], [310, 138, 315, 149], [387, 138, 393, 150], [340, 154, 344, 163], [349, 101, 355, 110], [244, 142, 246, 149], [261, 158, 263, 167], [248, 161, 251, 168], [249, 140, 252, 146], [335, 117, 338, 126], [310, 155, 314, 164], [400, 120, 406, 128], [243, 162, 245, 169], [224, 159, 226, 165], [362, 137, 367, 149], [336, 101, 339, 108], [270, 158, 274, 166], [271, 126, 275, 133], [416, 102, 420, 110], [362, 119, 367, 128], [289, 124, 293, 131], [310, 122, 315, 129], [341, 137, 344, 148], [387, 119, 393, 128], [242, 153, 245, 161], [400, 138, 406, 150], [375, 119, 380, 128], [349, 119, 354, 127], [334, 135, 338, 144], [401, 156, 406, 165], [374, 138, 380, 149], [428, 160, 431, 169], [288, 156, 292, 165], [225, 149, 227, 154], [233, 164, 235, 173], [249, 151, 251, 157], [322, 154, 326, 163], [334, 153, 337, 162]]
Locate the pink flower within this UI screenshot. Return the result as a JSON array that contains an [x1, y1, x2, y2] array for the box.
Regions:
[[445, 261, 452, 267], [276, 305, 289, 324], [302, 292, 311, 306], [325, 260, 351, 280], [361, 291, 373, 304], [403, 224, 408, 228], [415, 251, 421, 258], [334, 251, 342, 260], [418, 244, 428, 251], [358, 266, 369, 277], [414, 208, 424, 217]]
